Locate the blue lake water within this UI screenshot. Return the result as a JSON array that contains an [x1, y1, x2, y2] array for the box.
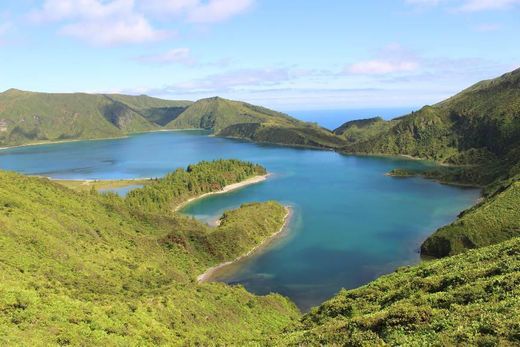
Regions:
[[0, 130, 480, 311]]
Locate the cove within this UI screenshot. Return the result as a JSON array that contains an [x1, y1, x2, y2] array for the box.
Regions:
[[0, 130, 481, 311]]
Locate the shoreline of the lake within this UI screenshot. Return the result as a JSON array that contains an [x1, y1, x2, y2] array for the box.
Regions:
[[197, 206, 292, 283], [174, 174, 271, 212], [0, 128, 207, 151], [50, 178, 153, 192]]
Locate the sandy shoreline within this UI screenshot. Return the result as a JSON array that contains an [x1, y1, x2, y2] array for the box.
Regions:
[[173, 174, 270, 212], [197, 206, 292, 283]]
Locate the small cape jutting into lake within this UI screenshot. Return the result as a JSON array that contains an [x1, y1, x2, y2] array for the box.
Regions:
[[196, 206, 292, 283], [174, 174, 270, 212]]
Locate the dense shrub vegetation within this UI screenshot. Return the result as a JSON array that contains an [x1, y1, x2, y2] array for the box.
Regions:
[[0, 161, 298, 345], [125, 159, 266, 213], [421, 182, 520, 257], [0, 90, 192, 146]]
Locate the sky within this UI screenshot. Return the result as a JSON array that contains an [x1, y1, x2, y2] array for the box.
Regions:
[[0, 0, 519, 111]]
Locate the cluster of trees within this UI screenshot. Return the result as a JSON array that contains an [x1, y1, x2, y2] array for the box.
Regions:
[[125, 159, 266, 213], [0, 161, 298, 345]]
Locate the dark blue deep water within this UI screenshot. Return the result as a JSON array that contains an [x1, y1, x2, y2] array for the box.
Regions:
[[0, 130, 480, 311]]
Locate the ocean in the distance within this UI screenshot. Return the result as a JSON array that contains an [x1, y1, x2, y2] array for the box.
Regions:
[[0, 129, 480, 311], [286, 107, 416, 130]]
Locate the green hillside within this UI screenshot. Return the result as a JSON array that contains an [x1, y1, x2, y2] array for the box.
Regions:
[[0, 89, 154, 146], [104, 94, 192, 126], [218, 122, 346, 148], [421, 181, 520, 258], [166, 96, 300, 131], [280, 236, 520, 346], [0, 160, 299, 345], [333, 116, 396, 144], [0, 90, 195, 147], [0, 90, 345, 149], [167, 96, 346, 148], [341, 68, 520, 171]]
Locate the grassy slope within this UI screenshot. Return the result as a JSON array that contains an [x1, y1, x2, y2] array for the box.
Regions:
[[421, 181, 520, 258], [0, 90, 344, 149], [0, 89, 161, 146], [104, 94, 192, 126], [0, 161, 299, 345], [342, 68, 520, 169], [167, 97, 346, 148], [0, 90, 196, 147], [53, 178, 153, 192], [333, 117, 396, 144], [166, 96, 300, 131], [280, 236, 520, 346], [4, 163, 519, 346]]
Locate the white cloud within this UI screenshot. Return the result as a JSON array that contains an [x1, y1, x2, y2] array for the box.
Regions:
[[61, 16, 166, 46], [345, 44, 420, 75], [405, 0, 520, 11], [140, 0, 200, 15], [187, 0, 254, 23], [140, 0, 254, 23], [458, 0, 520, 11], [162, 68, 292, 92], [30, 0, 166, 45], [348, 60, 419, 75], [30, 0, 132, 22], [29, 0, 255, 45], [137, 48, 195, 65]]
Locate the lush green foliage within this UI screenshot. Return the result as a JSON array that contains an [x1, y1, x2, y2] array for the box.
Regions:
[[0, 90, 190, 146], [218, 122, 346, 149], [0, 90, 146, 145], [165, 96, 300, 132], [421, 181, 520, 258], [104, 94, 192, 126], [0, 163, 298, 345], [280, 236, 520, 346], [341, 68, 520, 168], [0, 90, 344, 149], [126, 159, 266, 213], [165, 96, 345, 148], [333, 117, 395, 144]]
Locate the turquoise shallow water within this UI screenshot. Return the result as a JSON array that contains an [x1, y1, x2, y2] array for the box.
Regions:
[[0, 130, 481, 311]]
